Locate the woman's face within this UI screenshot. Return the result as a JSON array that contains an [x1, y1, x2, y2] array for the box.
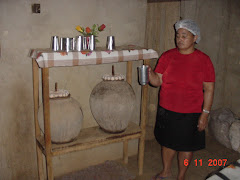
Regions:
[[176, 28, 197, 52]]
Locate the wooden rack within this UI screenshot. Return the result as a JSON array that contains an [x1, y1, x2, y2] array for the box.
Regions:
[[32, 53, 152, 180]]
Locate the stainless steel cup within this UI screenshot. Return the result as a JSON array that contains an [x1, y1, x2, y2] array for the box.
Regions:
[[60, 37, 70, 52], [75, 36, 83, 51], [89, 35, 95, 51], [82, 35, 95, 51], [106, 36, 115, 50], [83, 37, 87, 50], [69, 38, 75, 51], [51, 36, 59, 51], [137, 65, 149, 85]]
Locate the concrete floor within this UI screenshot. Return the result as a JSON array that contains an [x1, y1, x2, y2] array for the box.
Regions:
[[119, 133, 240, 180]]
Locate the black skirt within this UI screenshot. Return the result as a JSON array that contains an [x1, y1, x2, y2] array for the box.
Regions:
[[154, 106, 205, 152]]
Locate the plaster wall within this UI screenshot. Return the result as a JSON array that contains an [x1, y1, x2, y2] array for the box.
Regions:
[[0, 0, 147, 179], [224, 0, 240, 116], [180, 0, 229, 111], [181, 0, 240, 116]]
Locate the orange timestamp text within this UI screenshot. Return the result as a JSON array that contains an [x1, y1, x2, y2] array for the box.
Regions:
[[184, 159, 228, 167]]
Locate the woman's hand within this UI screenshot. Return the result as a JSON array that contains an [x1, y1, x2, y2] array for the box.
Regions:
[[148, 65, 153, 75], [197, 113, 209, 131], [147, 65, 163, 87]]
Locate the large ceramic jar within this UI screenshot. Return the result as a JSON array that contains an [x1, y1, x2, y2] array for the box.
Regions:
[[38, 90, 83, 144], [90, 74, 136, 133]]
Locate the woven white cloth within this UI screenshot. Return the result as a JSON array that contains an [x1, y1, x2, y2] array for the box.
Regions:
[[30, 45, 158, 68], [206, 159, 240, 180]]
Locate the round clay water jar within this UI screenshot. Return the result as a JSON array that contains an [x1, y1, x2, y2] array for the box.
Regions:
[[90, 80, 136, 133], [38, 96, 83, 144]]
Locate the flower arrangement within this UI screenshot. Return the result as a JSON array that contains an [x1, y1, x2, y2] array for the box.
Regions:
[[76, 24, 106, 42]]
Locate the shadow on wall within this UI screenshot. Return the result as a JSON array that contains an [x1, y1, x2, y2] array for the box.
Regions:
[[0, 80, 37, 179]]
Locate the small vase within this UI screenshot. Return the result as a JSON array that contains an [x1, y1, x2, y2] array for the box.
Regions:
[[83, 35, 95, 51]]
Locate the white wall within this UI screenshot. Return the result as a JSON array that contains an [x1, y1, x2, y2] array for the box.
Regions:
[[0, 0, 147, 179]]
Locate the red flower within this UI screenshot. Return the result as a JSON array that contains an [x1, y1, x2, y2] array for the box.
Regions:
[[98, 24, 106, 31], [86, 27, 91, 34]]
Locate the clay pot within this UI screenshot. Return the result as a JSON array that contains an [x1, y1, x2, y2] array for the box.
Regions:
[[38, 97, 83, 144], [90, 80, 136, 133]]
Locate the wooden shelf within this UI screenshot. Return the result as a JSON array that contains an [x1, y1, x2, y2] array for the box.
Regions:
[[31, 48, 156, 179], [36, 122, 141, 156]]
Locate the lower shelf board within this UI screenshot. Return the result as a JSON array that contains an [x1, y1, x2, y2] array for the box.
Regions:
[[36, 122, 142, 156]]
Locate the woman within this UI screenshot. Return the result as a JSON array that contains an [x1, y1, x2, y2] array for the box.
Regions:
[[149, 19, 215, 180]]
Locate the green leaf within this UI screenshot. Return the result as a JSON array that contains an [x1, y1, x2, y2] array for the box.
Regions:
[[92, 24, 96, 30], [92, 31, 99, 36]]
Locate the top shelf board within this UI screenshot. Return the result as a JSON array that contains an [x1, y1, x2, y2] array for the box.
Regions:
[[30, 45, 159, 68]]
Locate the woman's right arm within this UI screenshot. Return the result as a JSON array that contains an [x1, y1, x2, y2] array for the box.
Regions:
[[148, 66, 163, 87]]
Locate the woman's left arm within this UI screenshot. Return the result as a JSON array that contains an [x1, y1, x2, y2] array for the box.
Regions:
[[198, 82, 215, 132]]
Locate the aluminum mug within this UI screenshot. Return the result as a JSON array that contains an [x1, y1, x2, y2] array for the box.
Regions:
[[60, 37, 70, 52], [69, 38, 75, 51], [106, 36, 115, 50], [137, 65, 149, 85], [82, 35, 95, 51], [75, 36, 83, 51], [88, 35, 95, 51], [82, 37, 86, 50], [51, 36, 59, 51]]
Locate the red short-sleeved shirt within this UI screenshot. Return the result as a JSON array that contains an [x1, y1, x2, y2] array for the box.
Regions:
[[154, 48, 215, 113]]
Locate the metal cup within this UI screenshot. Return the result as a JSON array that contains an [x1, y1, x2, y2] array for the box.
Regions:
[[106, 36, 115, 50], [75, 36, 83, 51], [82, 35, 95, 51], [60, 37, 70, 52], [51, 36, 59, 51], [89, 35, 95, 51], [83, 37, 87, 50], [137, 65, 149, 85], [69, 38, 75, 51]]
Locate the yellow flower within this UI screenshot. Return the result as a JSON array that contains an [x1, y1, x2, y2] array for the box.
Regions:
[[76, 25, 84, 33]]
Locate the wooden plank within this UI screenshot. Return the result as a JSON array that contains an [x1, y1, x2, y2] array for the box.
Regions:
[[53, 133, 141, 156], [36, 122, 141, 156], [126, 61, 132, 85], [138, 59, 150, 175], [36, 133, 141, 156], [42, 68, 53, 180], [32, 59, 45, 180], [53, 122, 140, 156], [148, 0, 180, 3]]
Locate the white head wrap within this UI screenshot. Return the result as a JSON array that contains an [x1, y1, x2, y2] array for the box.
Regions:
[[174, 19, 201, 43]]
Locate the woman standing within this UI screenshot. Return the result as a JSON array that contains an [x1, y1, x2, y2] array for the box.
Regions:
[[149, 19, 215, 180]]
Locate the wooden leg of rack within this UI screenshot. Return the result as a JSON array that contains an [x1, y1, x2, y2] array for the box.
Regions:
[[138, 137, 145, 175], [138, 84, 147, 175], [126, 61, 132, 85], [32, 59, 44, 180], [125, 61, 132, 165], [138, 59, 150, 175], [36, 146, 44, 180], [123, 140, 128, 164], [42, 68, 53, 180]]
